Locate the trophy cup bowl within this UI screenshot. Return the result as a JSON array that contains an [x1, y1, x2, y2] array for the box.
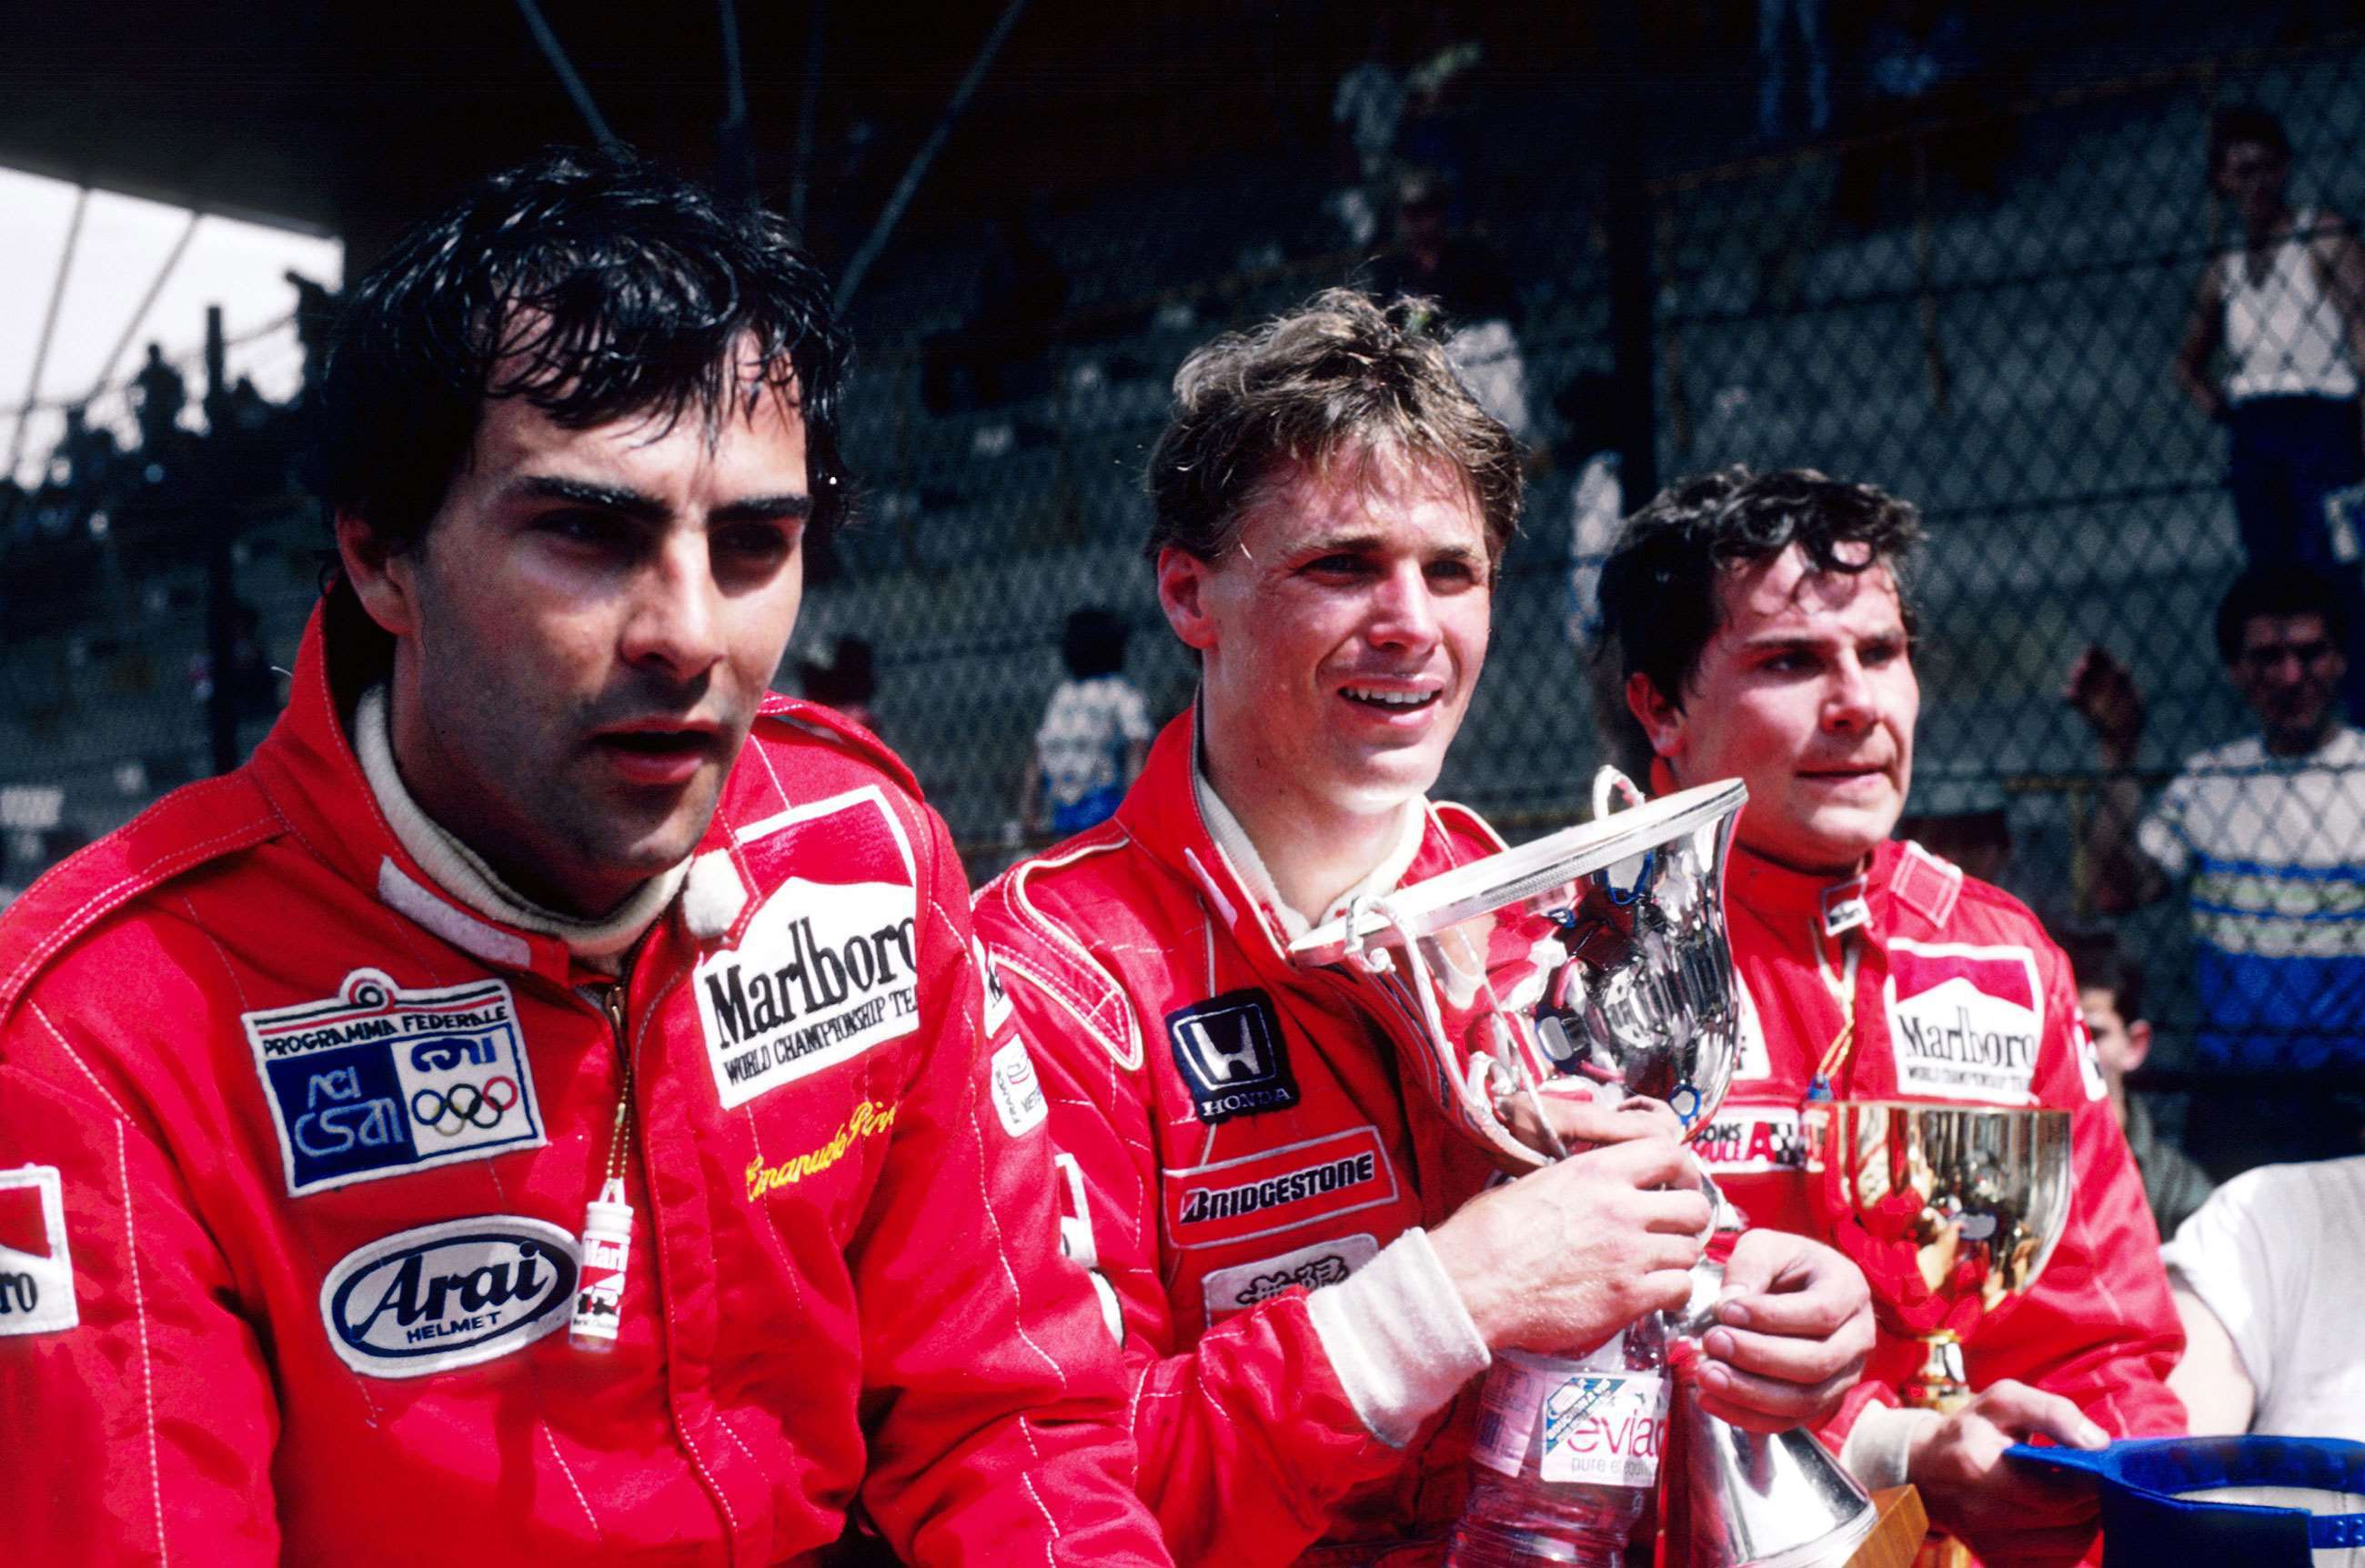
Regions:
[[1815, 1102, 2074, 1410], [1293, 773, 1881, 1567], [1289, 776, 1753, 1173]]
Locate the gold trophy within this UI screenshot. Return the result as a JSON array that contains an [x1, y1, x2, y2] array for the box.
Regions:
[[1816, 1102, 2074, 1565]]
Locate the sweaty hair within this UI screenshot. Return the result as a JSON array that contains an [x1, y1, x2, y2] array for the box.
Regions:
[[1597, 466, 1924, 706], [317, 144, 851, 560], [2209, 105, 2291, 172], [1061, 607, 1131, 679], [2213, 563, 2350, 664], [1145, 287, 1523, 569], [2060, 930, 2145, 1025]]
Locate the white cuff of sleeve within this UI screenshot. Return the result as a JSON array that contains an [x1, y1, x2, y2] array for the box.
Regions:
[[1838, 1404, 1943, 1493], [1303, 1228, 1493, 1448]]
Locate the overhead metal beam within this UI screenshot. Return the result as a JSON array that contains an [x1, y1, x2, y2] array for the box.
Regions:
[[7, 184, 89, 477], [714, 0, 755, 199], [836, 0, 1030, 308], [789, 0, 828, 236], [513, 0, 619, 147]]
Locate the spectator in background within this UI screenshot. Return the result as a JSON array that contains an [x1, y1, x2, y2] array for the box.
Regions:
[[1394, 2, 1483, 222], [2059, 931, 2216, 1241], [2175, 106, 2365, 714], [922, 204, 1070, 415], [131, 342, 186, 457], [286, 270, 339, 405], [2067, 565, 2365, 1175], [1021, 607, 1151, 838], [1547, 372, 1639, 776], [1756, 0, 1831, 145], [2162, 1154, 2365, 1440], [1832, 0, 1999, 231], [797, 632, 881, 734], [1327, 13, 1405, 249], [1366, 167, 1529, 439]]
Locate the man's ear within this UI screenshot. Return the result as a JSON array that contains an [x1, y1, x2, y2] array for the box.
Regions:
[[1625, 671, 1685, 762], [335, 512, 418, 638], [1156, 546, 1219, 653], [2123, 1017, 2154, 1073]]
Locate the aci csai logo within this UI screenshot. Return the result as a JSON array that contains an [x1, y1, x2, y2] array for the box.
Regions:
[[320, 1216, 578, 1379], [1165, 990, 1299, 1123]]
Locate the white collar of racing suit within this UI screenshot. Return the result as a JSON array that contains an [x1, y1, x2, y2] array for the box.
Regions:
[[355, 684, 688, 970]]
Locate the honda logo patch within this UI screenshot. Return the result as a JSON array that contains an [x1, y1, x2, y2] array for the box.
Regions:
[[1166, 989, 1299, 1123]]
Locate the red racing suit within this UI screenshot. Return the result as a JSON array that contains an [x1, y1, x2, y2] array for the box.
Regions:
[[1706, 833, 2186, 1555], [0, 602, 1169, 1567], [972, 715, 1506, 1565]]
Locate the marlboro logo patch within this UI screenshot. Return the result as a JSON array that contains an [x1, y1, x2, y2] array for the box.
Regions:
[[696, 788, 923, 1110], [1885, 940, 2043, 1104], [0, 1166, 76, 1336]]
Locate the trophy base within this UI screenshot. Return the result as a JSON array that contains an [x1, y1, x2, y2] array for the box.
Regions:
[[1845, 1487, 1928, 1568], [1902, 1333, 1970, 1412]]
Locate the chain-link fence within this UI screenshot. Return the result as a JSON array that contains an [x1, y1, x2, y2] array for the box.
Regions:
[[5, 27, 2362, 1168]]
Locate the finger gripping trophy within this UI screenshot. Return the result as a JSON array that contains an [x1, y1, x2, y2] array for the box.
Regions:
[[1293, 771, 1879, 1568]]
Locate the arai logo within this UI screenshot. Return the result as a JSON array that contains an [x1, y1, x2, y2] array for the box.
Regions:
[[320, 1215, 578, 1379]]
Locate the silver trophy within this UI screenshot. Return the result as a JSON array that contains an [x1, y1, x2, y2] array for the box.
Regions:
[[1293, 771, 1879, 1567]]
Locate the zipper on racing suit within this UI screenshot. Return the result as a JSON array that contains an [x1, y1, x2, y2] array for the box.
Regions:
[[569, 979, 638, 1351]]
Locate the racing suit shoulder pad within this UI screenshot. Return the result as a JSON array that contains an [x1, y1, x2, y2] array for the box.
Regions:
[[972, 833, 1148, 1072], [750, 694, 921, 799], [0, 770, 280, 1028], [1429, 799, 1508, 856]]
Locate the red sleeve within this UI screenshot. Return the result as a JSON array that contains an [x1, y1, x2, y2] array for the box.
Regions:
[[0, 1014, 281, 1565], [1959, 932, 2186, 1438], [987, 936, 1412, 1564], [849, 809, 1171, 1567]]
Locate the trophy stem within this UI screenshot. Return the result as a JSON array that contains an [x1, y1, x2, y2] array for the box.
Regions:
[[1902, 1332, 1969, 1412]]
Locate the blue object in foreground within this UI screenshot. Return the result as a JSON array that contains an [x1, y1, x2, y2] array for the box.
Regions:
[[2008, 1435, 2365, 1564]]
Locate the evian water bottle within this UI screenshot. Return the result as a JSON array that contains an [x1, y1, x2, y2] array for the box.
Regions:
[[1447, 1318, 1669, 1567]]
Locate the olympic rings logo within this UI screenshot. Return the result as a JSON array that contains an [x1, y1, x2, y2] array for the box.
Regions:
[[410, 1077, 519, 1134]]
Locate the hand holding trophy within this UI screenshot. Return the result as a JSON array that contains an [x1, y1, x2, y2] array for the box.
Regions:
[[1293, 770, 1881, 1568]]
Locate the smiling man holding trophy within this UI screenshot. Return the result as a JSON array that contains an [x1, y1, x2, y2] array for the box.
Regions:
[[1595, 468, 2189, 1565], [974, 295, 1879, 1566]]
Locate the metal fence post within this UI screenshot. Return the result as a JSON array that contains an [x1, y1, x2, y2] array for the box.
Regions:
[[1601, 5, 1658, 504]]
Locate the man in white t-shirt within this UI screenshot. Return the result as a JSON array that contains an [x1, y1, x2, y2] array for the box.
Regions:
[[2163, 1155, 2365, 1440], [2067, 565, 2365, 1171], [1023, 607, 1154, 837]]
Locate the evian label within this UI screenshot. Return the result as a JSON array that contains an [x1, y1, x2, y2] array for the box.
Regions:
[[1886, 940, 2044, 1104], [695, 880, 921, 1108], [1471, 1346, 1666, 1489], [1536, 1369, 1668, 1485]]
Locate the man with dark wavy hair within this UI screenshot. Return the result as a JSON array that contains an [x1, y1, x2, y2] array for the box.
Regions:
[[975, 297, 1877, 1563], [0, 146, 1168, 1566], [1600, 466, 2186, 1566]]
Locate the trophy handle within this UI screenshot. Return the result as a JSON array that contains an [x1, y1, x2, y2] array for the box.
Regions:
[[1592, 765, 1648, 820], [1341, 890, 1563, 1172]]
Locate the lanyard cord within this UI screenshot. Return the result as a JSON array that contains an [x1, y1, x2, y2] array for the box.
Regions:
[[1806, 930, 1861, 1102]]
